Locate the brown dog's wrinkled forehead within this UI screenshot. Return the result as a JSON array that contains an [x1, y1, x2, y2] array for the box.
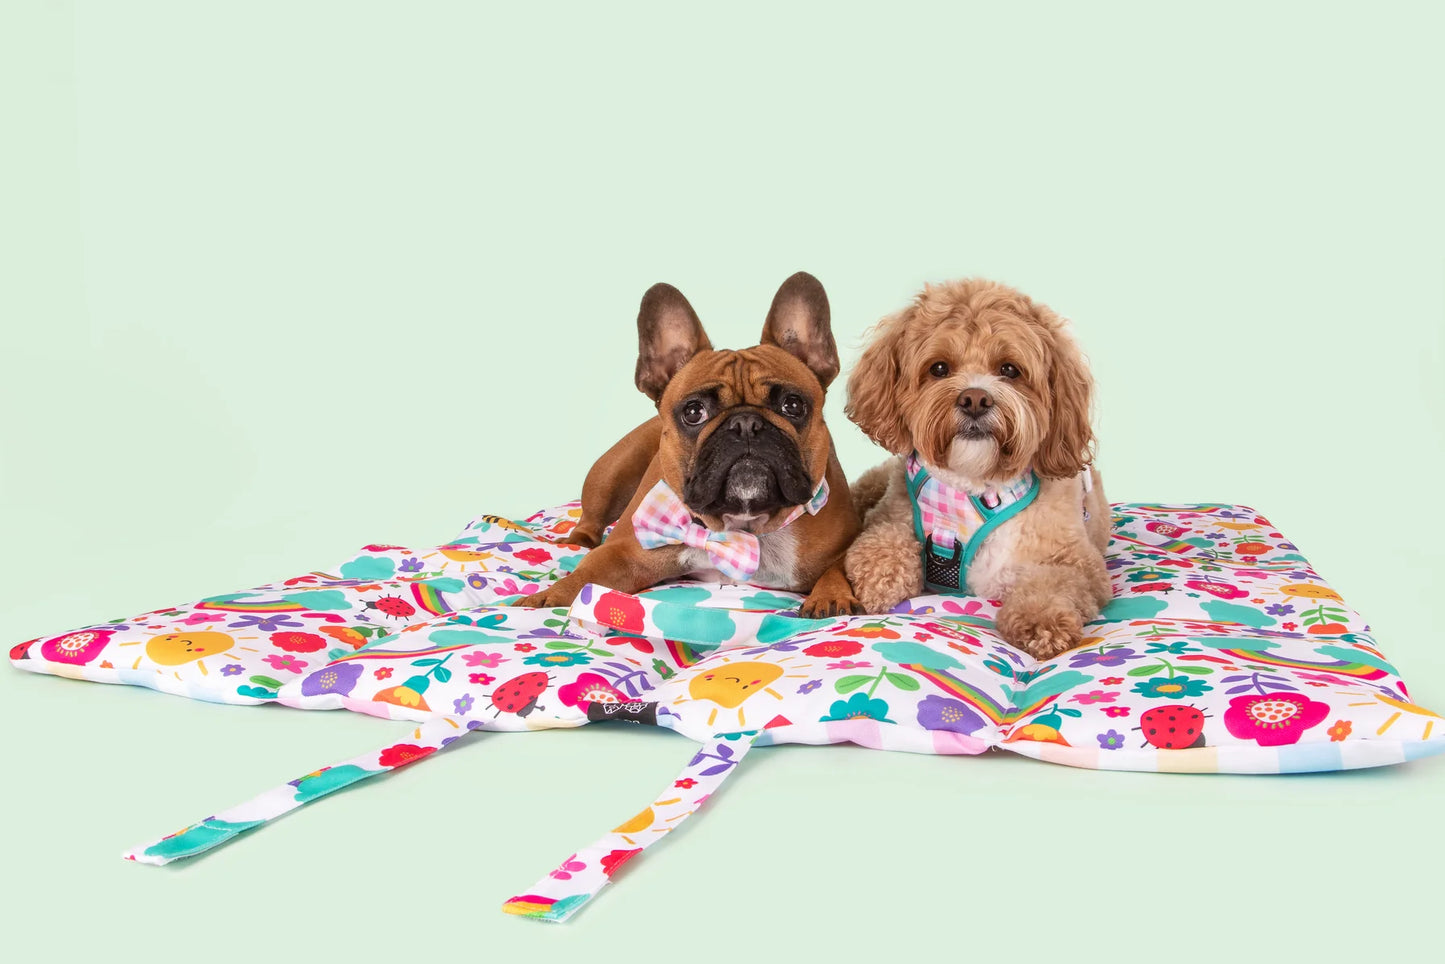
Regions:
[[659, 344, 826, 410]]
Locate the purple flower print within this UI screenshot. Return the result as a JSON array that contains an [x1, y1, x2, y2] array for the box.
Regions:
[[797, 679, 822, 695], [399, 557, 424, 573], [1068, 647, 1138, 669], [1097, 729, 1125, 750], [1265, 603, 1295, 617], [220, 664, 244, 677], [228, 613, 303, 633], [453, 694, 475, 715], [300, 661, 364, 697], [915, 694, 986, 735]]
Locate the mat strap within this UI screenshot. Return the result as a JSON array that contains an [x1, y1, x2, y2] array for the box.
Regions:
[[502, 730, 761, 922], [123, 715, 479, 865]]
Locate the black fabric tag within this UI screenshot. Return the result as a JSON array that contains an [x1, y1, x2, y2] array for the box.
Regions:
[[924, 535, 963, 592], [586, 700, 659, 726]]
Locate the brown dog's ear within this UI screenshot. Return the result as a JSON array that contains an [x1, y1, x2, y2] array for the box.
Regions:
[[760, 272, 840, 389], [844, 310, 913, 455], [635, 283, 713, 403], [1034, 311, 1097, 479]]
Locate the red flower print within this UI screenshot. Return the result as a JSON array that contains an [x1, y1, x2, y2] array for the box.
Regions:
[[600, 848, 642, 878], [374, 667, 393, 680], [596, 591, 646, 635], [837, 625, 901, 639], [1327, 720, 1352, 742], [802, 639, 864, 659], [1223, 693, 1330, 747], [270, 631, 326, 653], [39, 628, 114, 666], [514, 547, 553, 566], [675, 778, 698, 789], [514, 643, 536, 653], [1281, 622, 1298, 631], [1100, 677, 1124, 686], [378, 743, 437, 768], [1103, 706, 1131, 718], [469, 672, 495, 685]]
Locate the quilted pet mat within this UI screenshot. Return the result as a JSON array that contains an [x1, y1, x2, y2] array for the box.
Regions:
[[11, 500, 1444, 921]]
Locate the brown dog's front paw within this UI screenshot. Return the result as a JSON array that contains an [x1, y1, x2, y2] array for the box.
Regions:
[[514, 580, 578, 610], [799, 589, 863, 620], [996, 602, 1085, 661], [555, 524, 601, 549], [799, 564, 865, 619]]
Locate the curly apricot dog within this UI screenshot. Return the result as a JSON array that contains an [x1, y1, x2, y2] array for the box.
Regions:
[[843, 279, 1111, 659]]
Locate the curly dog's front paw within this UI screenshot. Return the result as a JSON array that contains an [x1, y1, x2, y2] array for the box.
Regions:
[[996, 600, 1085, 661], [845, 534, 923, 615]]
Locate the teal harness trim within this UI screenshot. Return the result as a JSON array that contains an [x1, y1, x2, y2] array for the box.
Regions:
[[907, 462, 1039, 594]]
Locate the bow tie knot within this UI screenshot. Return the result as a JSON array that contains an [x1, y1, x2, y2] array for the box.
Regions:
[[631, 478, 830, 583]]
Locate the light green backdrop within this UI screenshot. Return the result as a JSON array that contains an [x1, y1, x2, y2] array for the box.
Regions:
[[3, 1, 1443, 958]]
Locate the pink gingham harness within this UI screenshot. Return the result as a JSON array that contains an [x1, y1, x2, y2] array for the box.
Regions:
[[906, 454, 1039, 593], [632, 477, 830, 582]]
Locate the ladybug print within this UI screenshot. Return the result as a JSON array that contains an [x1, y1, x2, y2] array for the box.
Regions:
[[361, 595, 417, 620], [490, 671, 550, 718], [1139, 704, 1207, 749]]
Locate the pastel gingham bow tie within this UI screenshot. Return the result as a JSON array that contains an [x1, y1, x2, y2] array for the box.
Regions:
[[631, 477, 830, 582]]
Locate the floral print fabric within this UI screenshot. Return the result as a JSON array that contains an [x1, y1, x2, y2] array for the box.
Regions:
[[15, 499, 1445, 921]]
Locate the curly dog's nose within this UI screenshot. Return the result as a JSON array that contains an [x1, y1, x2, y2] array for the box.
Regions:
[[957, 388, 994, 418]]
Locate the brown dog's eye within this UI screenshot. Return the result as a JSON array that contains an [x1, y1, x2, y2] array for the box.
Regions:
[[999, 363, 1021, 379], [680, 400, 709, 426], [779, 394, 808, 420], [929, 361, 950, 378]]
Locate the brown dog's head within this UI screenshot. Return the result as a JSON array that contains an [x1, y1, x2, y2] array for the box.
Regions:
[[635, 272, 840, 533], [845, 279, 1094, 484]]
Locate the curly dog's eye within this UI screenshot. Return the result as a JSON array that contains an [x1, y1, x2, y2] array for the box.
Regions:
[[929, 361, 950, 378], [999, 362, 1021, 379]]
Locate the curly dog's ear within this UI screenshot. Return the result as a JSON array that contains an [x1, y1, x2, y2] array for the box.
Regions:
[[845, 310, 913, 455], [1033, 307, 1096, 479]]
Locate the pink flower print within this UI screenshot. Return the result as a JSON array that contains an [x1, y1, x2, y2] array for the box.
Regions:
[[827, 660, 871, 670], [180, 612, 225, 626], [550, 855, 586, 881], [263, 653, 307, 674], [1070, 690, 1118, 705], [469, 672, 495, 685], [463, 651, 505, 668]]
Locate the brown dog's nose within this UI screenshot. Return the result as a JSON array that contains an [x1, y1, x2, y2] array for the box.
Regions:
[[724, 411, 765, 438], [957, 388, 994, 418]]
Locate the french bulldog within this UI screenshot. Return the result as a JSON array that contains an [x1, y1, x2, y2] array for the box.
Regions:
[[515, 272, 862, 618]]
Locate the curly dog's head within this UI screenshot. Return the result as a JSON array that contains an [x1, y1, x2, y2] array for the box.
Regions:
[[845, 279, 1095, 484]]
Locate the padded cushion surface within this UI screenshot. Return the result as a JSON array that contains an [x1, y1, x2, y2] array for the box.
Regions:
[[11, 500, 1444, 773]]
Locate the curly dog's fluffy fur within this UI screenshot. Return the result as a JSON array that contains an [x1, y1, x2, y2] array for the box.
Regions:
[[843, 279, 1112, 659]]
